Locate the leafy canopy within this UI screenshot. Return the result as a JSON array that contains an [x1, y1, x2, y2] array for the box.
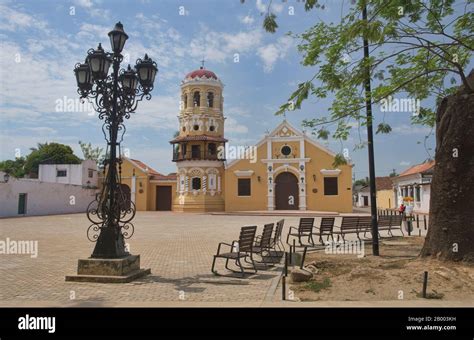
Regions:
[[25, 142, 81, 177], [257, 0, 473, 166]]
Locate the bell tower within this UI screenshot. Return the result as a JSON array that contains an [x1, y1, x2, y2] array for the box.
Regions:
[[170, 66, 226, 212]]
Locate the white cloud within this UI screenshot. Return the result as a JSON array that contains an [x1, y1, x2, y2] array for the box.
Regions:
[[0, 4, 48, 31], [391, 124, 432, 135], [256, 0, 283, 14], [225, 117, 249, 134], [257, 36, 293, 72], [75, 0, 94, 8], [239, 15, 255, 25], [400, 161, 411, 166], [189, 26, 263, 63]]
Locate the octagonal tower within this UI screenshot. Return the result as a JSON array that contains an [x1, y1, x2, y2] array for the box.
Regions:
[[170, 66, 226, 212]]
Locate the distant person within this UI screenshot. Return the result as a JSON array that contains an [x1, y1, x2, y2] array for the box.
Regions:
[[399, 203, 406, 214]]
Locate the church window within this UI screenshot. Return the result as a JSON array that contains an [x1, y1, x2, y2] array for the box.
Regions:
[[324, 177, 338, 196], [191, 145, 201, 159], [207, 92, 214, 107], [209, 125, 215, 132], [182, 126, 186, 132], [281, 145, 292, 156], [193, 91, 200, 107], [208, 143, 216, 155], [193, 124, 199, 131], [192, 177, 201, 190], [238, 178, 251, 196], [183, 94, 188, 108]]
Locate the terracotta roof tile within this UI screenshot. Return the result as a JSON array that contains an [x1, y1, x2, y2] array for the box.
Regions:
[[375, 176, 393, 190], [398, 160, 435, 177], [129, 159, 162, 176], [170, 135, 228, 143]]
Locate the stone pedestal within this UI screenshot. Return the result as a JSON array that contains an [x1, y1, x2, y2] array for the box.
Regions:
[[65, 255, 150, 283]]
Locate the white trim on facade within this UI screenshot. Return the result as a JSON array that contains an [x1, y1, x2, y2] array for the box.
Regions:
[[233, 170, 254, 177]]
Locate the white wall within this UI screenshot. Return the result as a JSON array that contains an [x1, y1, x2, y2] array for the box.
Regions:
[[357, 192, 370, 207], [38, 159, 98, 186], [392, 173, 431, 213], [0, 175, 98, 217]]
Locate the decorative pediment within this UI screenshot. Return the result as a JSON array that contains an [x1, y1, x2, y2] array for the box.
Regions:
[[270, 121, 301, 138]]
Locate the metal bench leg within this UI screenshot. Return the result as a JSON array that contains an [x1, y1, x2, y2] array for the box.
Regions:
[[236, 258, 245, 278], [211, 256, 218, 275]]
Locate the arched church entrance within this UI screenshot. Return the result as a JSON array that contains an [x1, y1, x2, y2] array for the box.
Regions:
[[275, 172, 299, 210]]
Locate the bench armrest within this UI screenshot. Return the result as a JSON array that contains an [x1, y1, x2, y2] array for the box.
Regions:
[[216, 242, 234, 255]]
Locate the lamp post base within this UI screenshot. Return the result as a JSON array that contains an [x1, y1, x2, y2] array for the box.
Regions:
[[65, 254, 150, 283]]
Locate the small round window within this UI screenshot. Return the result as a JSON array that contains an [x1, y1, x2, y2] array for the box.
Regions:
[[193, 125, 199, 131], [209, 125, 215, 132], [281, 145, 292, 156]]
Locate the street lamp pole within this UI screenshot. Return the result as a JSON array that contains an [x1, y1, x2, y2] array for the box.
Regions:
[[73, 22, 158, 259]]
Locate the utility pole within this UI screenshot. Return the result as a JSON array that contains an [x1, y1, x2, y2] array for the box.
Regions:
[[362, 2, 380, 256]]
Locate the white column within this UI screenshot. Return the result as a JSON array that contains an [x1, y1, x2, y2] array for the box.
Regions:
[[217, 176, 221, 193], [131, 175, 136, 204], [267, 139, 272, 159], [299, 138, 305, 158], [202, 175, 207, 194], [267, 162, 274, 210]]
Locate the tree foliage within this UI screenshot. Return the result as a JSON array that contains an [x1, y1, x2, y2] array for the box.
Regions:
[[78, 140, 104, 167], [24, 142, 81, 177], [257, 0, 473, 155], [0, 157, 26, 178]]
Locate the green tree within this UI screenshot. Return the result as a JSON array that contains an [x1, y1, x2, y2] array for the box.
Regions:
[[24, 142, 82, 177], [0, 157, 26, 178], [354, 177, 369, 186], [249, 0, 474, 261], [78, 140, 104, 167]]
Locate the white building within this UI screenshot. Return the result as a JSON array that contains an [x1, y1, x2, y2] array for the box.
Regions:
[[38, 159, 98, 186], [391, 160, 434, 214], [0, 160, 99, 217]]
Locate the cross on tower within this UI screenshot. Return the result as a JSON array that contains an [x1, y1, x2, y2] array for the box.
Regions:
[[200, 58, 205, 69]]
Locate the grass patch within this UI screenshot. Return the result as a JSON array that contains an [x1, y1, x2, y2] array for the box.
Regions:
[[305, 277, 331, 293], [416, 290, 444, 299]]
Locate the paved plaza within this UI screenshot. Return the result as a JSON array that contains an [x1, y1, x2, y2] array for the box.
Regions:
[[0, 212, 303, 306], [0, 212, 440, 307]]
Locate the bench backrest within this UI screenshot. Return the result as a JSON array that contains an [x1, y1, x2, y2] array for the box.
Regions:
[[340, 216, 359, 230], [274, 219, 285, 241], [299, 218, 315, 233], [239, 226, 257, 252], [320, 217, 335, 233], [391, 215, 403, 226], [378, 215, 392, 227], [259, 223, 274, 248], [358, 216, 372, 230]]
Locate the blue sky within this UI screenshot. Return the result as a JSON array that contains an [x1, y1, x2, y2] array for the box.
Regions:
[[0, 0, 457, 179]]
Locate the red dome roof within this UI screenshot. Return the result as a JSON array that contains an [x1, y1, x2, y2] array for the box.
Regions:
[[185, 67, 218, 80]]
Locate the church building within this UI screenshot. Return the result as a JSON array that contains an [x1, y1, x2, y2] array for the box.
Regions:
[[117, 66, 353, 213]]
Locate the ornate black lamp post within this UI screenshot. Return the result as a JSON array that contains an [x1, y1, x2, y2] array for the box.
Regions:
[[73, 22, 157, 260]]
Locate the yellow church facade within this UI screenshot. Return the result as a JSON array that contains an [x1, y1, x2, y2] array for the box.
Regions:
[[113, 67, 353, 213], [225, 121, 353, 213]]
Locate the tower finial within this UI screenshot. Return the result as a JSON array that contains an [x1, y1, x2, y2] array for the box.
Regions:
[[200, 58, 205, 69]]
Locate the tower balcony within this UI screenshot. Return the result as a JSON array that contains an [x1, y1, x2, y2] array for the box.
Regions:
[[170, 135, 228, 162]]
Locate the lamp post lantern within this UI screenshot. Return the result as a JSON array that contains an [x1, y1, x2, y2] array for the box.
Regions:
[[71, 22, 157, 264]]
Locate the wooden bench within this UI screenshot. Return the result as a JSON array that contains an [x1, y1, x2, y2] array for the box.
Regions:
[[378, 215, 404, 237], [311, 217, 335, 244], [333, 216, 359, 241], [253, 223, 276, 267], [286, 218, 315, 246], [333, 216, 375, 241], [211, 225, 258, 277]]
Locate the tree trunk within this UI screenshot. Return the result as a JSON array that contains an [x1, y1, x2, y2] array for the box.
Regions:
[[420, 71, 474, 262]]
